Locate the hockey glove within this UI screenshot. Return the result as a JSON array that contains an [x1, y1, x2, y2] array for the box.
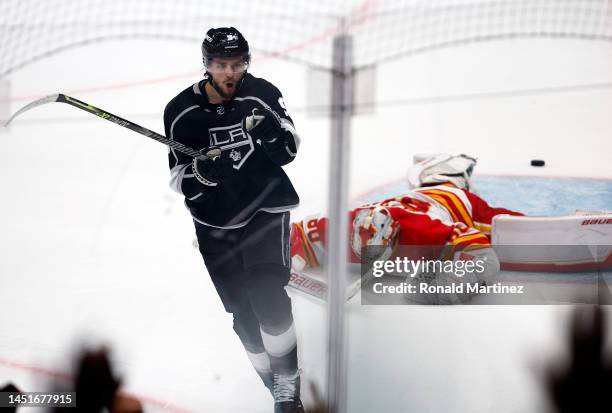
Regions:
[[191, 146, 234, 187], [244, 106, 287, 152]]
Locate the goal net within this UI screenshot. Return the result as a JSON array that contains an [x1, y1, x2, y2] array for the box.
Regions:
[[2, 0, 611, 78], [1, 1, 611, 412]]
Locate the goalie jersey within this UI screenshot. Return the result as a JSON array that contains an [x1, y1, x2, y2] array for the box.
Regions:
[[164, 73, 300, 228], [291, 184, 523, 269]]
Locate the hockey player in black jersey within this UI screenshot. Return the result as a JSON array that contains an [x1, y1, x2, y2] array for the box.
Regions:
[[163, 27, 303, 412]]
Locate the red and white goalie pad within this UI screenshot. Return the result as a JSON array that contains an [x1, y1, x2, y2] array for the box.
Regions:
[[492, 212, 612, 272]]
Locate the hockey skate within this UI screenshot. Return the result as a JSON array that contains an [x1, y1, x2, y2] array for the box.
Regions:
[[273, 370, 304, 413]]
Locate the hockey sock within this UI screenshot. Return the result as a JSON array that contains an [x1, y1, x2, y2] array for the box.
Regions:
[[246, 263, 299, 374], [261, 321, 299, 374], [233, 307, 273, 388], [248, 351, 273, 391]]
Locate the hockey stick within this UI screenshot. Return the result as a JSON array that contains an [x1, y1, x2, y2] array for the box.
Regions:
[[3, 94, 201, 158], [289, 270, 328, 300], [288, 267, 367, 302]]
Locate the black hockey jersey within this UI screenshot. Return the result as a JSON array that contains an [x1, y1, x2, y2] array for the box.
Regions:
[[164, 73, 300, 228]]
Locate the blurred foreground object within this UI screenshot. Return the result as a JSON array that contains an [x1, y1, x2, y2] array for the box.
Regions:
[[547, 306, 612, 413], [0, 383, 22, 413], [54, 347, 142, 413]]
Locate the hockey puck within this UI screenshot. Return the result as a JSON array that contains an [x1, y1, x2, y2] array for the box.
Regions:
[[530, 159, 545, 167]]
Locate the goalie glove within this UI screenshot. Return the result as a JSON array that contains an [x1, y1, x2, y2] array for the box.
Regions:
[[407, 154, 477, 191], [406, 246, 500, 305], [191, 146, 234, 187]]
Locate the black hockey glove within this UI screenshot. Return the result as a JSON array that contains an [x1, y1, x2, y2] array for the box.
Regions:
[[191, 146, 234, 187], [244, 106, 287, 152]]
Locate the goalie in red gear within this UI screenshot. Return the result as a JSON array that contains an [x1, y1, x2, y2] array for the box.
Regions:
[[289, 155, 524, 303]]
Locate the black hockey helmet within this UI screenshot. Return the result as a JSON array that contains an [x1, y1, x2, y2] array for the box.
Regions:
[[201, 27, 250, 67]]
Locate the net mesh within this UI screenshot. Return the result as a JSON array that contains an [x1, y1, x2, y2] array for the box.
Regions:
[[1, 0, 611, 78]]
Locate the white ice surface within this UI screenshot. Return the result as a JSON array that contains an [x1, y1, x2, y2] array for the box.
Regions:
[[1, 36, 611, 412]]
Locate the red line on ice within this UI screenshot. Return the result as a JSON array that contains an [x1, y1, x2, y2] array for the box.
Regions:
[[0, 357, 193, 413]]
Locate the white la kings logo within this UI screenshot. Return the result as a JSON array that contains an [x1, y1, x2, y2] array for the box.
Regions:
[[208, 122, 254, 169]]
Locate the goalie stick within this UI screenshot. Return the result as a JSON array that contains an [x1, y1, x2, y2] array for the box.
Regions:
[[3, 94, 201, 158], [288, 266, 374, 302]]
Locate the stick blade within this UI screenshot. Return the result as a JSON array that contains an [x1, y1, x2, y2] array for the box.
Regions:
[[3, 94, 62, 127]]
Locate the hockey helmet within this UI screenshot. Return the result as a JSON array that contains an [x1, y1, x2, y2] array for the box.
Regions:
[[351, 206, 400, 261], [201, 27, 250, 68]]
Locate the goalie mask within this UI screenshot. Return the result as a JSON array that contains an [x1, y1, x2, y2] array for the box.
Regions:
[[351, 206, 400, 261]]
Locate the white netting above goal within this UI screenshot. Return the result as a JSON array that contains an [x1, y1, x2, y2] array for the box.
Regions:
[[1, 0, 611, 77]]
